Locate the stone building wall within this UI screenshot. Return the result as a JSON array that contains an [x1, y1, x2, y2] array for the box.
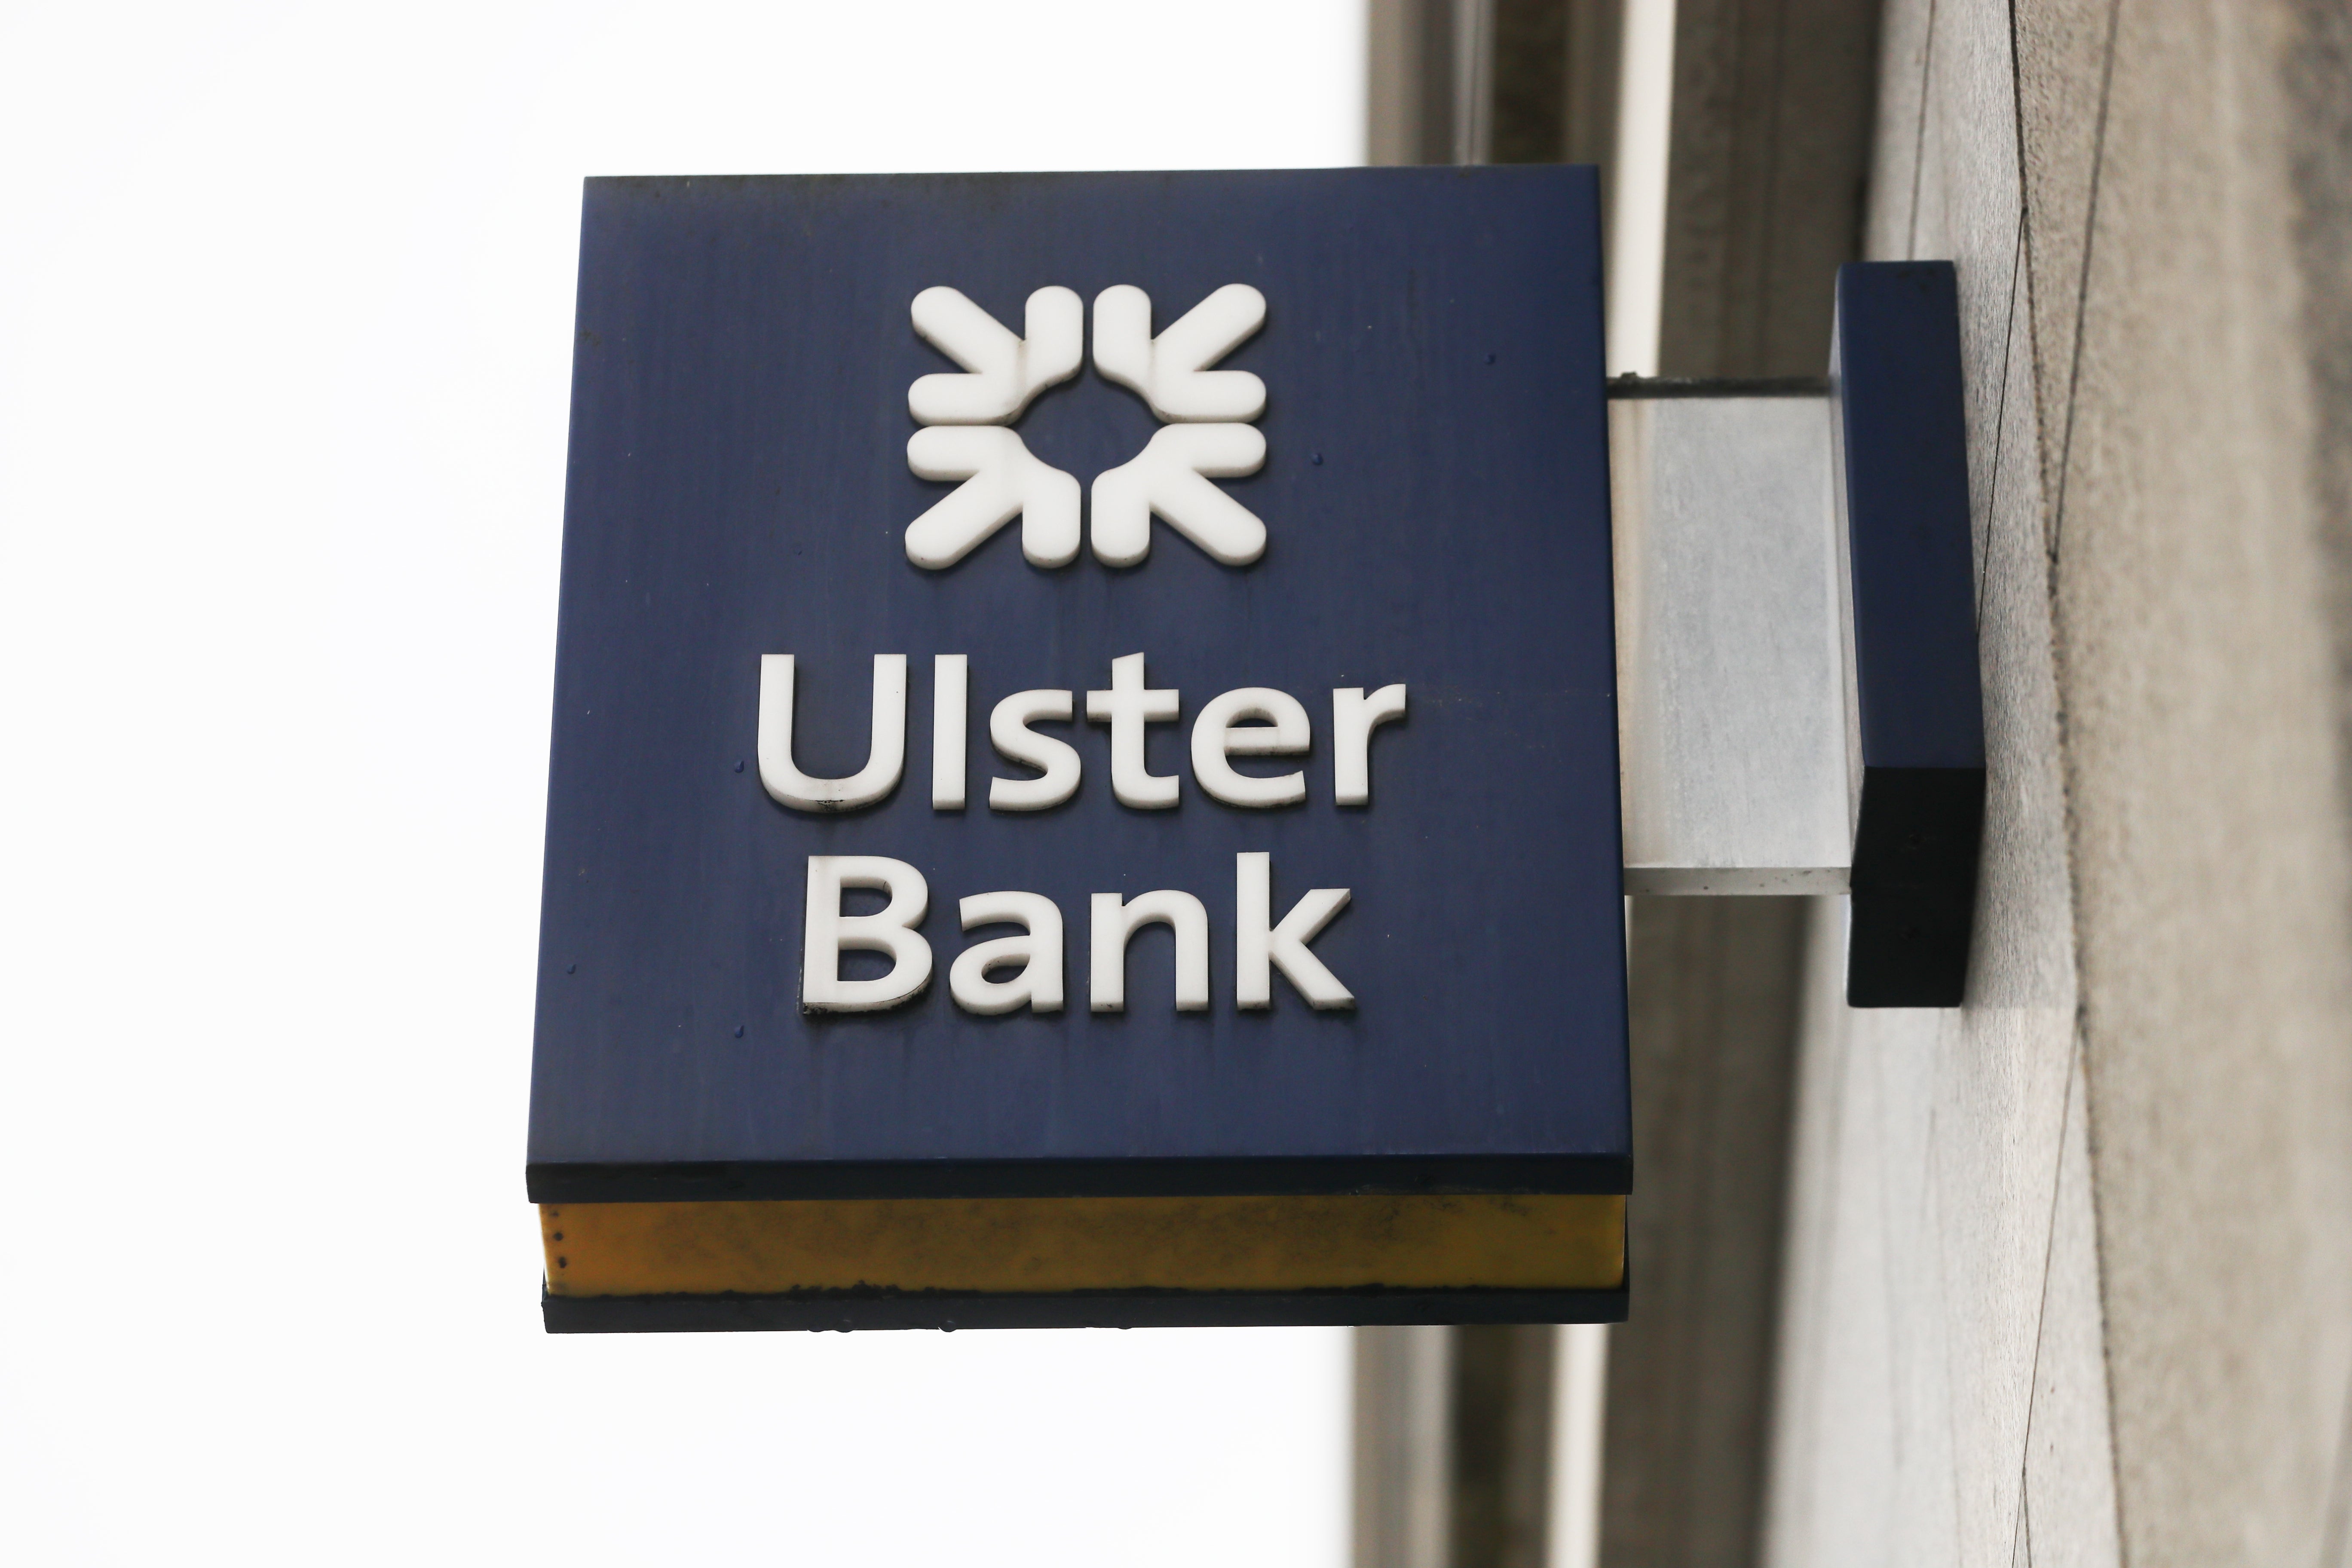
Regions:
[[1763, 4, 2352, 1563]]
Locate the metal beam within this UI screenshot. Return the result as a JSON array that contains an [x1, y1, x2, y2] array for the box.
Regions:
[[1612, 383, 1848, 894]]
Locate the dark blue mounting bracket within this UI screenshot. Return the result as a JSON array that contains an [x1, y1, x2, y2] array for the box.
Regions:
[[1832, 262, 1986, 1007]]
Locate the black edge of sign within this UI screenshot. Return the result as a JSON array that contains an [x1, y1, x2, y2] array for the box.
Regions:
[[525, 1154, 1635, 1205], [541, 1286, 1632, 1333]]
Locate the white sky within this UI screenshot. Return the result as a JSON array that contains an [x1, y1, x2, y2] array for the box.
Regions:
[[0, 4, 1364, 1562]]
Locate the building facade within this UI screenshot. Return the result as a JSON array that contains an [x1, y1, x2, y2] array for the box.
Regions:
[[1361, 3, 2352, 1564]]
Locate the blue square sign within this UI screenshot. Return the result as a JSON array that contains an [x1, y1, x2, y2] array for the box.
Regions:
[[528, 168, 1629, 1329]]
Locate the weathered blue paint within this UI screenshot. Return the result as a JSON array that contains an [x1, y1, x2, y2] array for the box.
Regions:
[[527, 169, 1629, 1204]]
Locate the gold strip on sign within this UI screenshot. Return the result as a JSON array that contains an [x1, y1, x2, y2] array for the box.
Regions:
[[540, 1192, 1625, 1298]]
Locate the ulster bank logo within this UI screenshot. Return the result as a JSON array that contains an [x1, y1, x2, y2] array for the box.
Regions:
[[903, 284, 1268, 570]]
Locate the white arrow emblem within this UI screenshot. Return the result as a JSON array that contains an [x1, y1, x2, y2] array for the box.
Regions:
[[908, 285, 1083, 425], [1089, 423, 1268, 567], [1092, 283, 1267, 422], [901, 281, 1268, 570], [905, 426, 1082, 569]]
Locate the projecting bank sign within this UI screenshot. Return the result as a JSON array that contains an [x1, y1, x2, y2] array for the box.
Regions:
[[527, 169, 1630, 1331]]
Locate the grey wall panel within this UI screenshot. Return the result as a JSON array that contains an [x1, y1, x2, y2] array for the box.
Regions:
[[1657, 0, 1883, 380], [1603, 895, 1808, 1568]]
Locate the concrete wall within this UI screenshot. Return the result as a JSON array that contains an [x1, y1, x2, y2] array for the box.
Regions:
[[1763, 3, 2352, 1563]]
